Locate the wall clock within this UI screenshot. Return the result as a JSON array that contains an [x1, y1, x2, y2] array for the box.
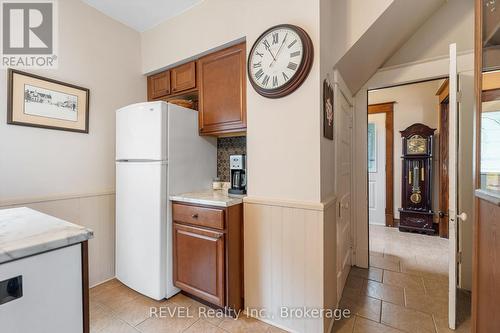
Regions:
[[248, 24, 313, 98]]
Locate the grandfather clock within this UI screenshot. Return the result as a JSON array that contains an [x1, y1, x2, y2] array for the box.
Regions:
[[398, 123, 436, 234]]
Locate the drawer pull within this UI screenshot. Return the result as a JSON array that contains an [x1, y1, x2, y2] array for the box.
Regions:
[[191, 214, 199, 219]]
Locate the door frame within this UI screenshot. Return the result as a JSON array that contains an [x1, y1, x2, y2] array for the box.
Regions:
[[437, 79, 450, 238], [352, 52, 473, 269], [368, 102, 395, 227], [473, 71, 500, 332]]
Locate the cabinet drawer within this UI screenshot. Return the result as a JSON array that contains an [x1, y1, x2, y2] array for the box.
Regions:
[[172, 203, 224, 230]]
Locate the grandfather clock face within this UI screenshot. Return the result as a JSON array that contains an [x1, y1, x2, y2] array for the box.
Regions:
[[407, 135, 428, 155]]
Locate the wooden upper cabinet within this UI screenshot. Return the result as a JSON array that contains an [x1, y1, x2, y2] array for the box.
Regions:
[[171, 62, 196, 93], [198, 42, 247, 135], [148, 71, 170, 100]]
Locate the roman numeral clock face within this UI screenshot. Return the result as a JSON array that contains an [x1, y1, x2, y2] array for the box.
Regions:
[[248, 25, 313, 98]]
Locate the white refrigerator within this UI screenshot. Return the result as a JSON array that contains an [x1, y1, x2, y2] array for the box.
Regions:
[[115, 101, 216, 300]]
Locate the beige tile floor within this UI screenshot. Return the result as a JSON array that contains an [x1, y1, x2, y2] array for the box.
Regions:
[[333, 224, 471, 333], [89, 279, 287, 333], [90, 225, 470, 333]]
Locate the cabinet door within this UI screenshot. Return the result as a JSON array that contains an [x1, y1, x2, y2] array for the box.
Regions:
[[148, 71, 170, 100], [198, 43, 246, 135], [173, 223, 225, 306], [171, 62, 196, 93]]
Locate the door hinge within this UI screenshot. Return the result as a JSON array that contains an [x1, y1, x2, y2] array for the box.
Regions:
[[457, 251, 462, 264], [457, 90, 463, 103]]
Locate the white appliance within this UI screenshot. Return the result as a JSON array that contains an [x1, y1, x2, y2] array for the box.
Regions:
[[115, 101, 216, 300]]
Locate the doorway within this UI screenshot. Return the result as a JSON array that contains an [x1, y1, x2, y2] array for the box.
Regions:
[[367, 79, 446, 233], [363, 78, 472, 332], [368, 102, 394, 227]]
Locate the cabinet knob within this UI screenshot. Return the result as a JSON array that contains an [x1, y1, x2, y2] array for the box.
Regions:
[[191, 214, 199, 219]]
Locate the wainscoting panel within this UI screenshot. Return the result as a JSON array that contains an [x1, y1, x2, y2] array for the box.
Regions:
[[0, 192, 115, 287], [244, 198, 337, 333]]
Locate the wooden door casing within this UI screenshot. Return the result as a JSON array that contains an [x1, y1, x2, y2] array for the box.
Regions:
[[197, 42, 247, 135], [474, 0, 500, 329], [173, 223, 225, 307], [439, 101, 450, 238], [171, 62, 196, 93], [474, 198, 500, 333], [148, 71, 170, 100], [368, 102, 395, 227]]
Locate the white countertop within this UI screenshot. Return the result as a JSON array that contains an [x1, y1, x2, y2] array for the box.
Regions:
[[170, 190, 244, 207], [0, 207, 94, 264]]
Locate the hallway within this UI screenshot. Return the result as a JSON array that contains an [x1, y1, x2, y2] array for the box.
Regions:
[[334, 225, 471, 332]]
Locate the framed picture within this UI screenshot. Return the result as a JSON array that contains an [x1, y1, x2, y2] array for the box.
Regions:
[[323, 78, 334, 140], [7, 69, 89, 133]]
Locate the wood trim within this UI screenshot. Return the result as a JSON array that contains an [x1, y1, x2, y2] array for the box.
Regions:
[[438, 101, 449, 238], [81, 241, 89, 333], [368, 102, 395, 227], [482, 88, 500, 102], [482, 71, 500, 91], [226, 204, 244, 311], [0, 190, 115, 207], [436, 79, 450, 103], [243, 196, 332, 211]]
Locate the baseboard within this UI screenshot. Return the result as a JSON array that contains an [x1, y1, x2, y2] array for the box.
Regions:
[[89, 276, 116, 289], [243, 311, 299, 333]]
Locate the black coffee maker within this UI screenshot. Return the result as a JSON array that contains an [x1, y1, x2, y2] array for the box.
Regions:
[[228, 154, 246, 195]]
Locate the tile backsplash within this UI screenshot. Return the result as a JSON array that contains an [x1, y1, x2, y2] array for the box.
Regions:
[[217, 136, 246, 182]]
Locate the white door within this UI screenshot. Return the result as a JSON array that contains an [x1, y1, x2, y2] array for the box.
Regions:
[[368, 113, 387, 225], [115, 160, 168, 300], [335, 83, 353, 300], [116, 101, 168, 161], [448, 43, 469, 330]]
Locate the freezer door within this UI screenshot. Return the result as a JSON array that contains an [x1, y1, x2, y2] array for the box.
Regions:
[[116, 161, 167, 300], [116, 102, 168, 161]]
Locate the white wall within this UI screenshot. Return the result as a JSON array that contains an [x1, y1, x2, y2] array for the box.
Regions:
[[383, 0, 474, 67], [0, 0, 145, 286], [369, 80, 443, 219], [142, 0, 322, 202], [0, 0, 144, 199]]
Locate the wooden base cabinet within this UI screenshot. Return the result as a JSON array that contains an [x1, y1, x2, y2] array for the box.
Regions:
[[172, 202, 243, 311], [173, 223, 225, 306]]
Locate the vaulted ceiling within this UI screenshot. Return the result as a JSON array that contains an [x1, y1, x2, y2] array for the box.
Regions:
[[336, 0, 446, 94]]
